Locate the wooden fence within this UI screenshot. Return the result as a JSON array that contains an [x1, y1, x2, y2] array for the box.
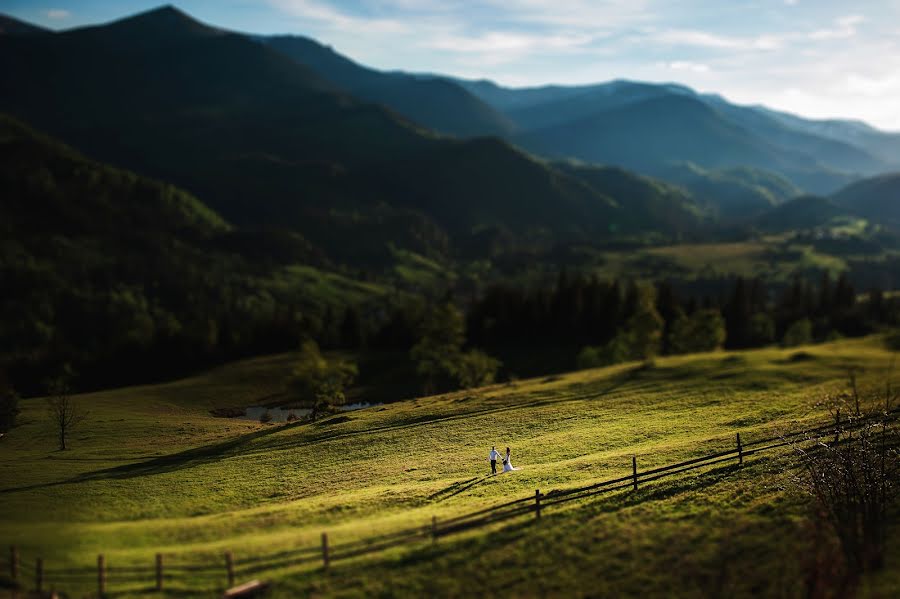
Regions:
[[4, 406, 898, 596]]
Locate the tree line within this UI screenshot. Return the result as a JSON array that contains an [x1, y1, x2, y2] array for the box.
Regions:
[[466, 271, 900, 371]]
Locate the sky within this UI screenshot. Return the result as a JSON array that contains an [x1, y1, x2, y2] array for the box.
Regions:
[[4, 0, 900, 130]]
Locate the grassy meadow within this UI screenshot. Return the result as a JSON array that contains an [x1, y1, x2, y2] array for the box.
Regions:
[[2, 336, 900, 597], [593, 237, 853, 283]]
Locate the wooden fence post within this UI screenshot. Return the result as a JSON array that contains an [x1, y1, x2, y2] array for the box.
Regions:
[[9, 546, 17, 581], [155, 553, 163, 592], [225, 551, 235, 588], [632, 456, 638, 491], [431, 516, 437, 543], [535, 489, 542, 519], [35, 558, 43, 594], [736, 433, 743, 466], [98, 554, 106, 596], [321, 533, 329, 570]]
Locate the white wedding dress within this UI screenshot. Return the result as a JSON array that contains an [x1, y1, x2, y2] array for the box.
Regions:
[[502, 453, 518, 472]]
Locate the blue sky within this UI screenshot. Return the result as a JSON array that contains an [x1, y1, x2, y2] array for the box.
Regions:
[[5, 0, 900, 130]]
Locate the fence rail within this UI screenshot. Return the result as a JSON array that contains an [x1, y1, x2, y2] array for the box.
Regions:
[[4, 406, 898, 595]]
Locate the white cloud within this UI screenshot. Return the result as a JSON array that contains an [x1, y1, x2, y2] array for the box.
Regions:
[[482, 0, 653, 29], [654, 29, 782, 51], [844, 72, 900, 96], [426, 30, 594, 67], [661, 61, 710, 73], [430, 31, 592, 54], [44, 9, 70, 20], [269, 0, 410, 34], [808, 14, 865, 40]]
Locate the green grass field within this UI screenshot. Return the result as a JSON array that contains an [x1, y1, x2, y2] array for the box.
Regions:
[[599, 238, 849, 281], [2, 337, 899, 597]]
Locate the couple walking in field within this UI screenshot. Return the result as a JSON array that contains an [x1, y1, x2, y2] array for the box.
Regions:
[[488, 446, 518, 475]]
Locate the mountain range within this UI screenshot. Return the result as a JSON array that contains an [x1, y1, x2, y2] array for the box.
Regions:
[[256, 29, 900, 196], [0, 6, 718, 264], [2, 5, 899, 257]]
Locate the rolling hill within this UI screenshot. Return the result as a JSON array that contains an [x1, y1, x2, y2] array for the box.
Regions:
[[553, 161, 708, 233], [1, 336, 898, 596], [832, 173, 900, 226], [661, 163, 801, 221], [0, 113, 385, 395], [753, 195, 847, 232]]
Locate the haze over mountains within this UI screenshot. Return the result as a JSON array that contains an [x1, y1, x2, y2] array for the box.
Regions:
[[260, 26, 900, 193], [2, 4, 900, 260]]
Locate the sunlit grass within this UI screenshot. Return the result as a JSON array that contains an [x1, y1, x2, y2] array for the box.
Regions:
[[1, 336, 898, 597]]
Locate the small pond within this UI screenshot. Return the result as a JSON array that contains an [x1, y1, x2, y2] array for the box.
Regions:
[[240, 402, 382, 423]]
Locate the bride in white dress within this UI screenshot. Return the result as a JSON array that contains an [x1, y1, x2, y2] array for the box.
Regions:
[[502, 446, 518, 472]]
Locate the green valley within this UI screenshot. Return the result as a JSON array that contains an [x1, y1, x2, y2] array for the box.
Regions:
[[1, 336, 898, 597]]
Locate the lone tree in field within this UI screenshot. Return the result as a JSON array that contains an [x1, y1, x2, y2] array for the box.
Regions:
[[46, 381, 87, 450], [290, 339, 357, 421]]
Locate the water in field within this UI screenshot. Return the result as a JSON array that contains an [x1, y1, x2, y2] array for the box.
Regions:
[[338, 402, 381, 411], [240, 402, 382, 422]]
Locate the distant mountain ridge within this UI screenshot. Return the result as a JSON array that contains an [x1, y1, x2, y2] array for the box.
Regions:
[[459, 79, 891, 194], [0, 14, 48, 35], [0, 6, 714, 268], [262, 35, 515, 138], [254, 30, 898, 198]]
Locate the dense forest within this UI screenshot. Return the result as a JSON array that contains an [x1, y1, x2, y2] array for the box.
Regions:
[[468, 273, 900, 370], [0, 115, 379, 395]]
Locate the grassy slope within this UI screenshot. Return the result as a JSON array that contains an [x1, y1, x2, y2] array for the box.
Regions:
[[2, 337, 899, 597], [589, 237, 853, 283]]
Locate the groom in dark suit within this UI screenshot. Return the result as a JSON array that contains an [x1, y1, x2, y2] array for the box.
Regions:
[[489, 446, 501, 474]]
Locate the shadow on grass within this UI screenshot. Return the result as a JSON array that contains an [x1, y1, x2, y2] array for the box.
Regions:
[[428, 476, 497, 502], [0, 422, 302, 494]]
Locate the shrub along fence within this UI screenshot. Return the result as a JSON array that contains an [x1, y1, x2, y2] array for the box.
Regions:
[[4, 406, 899, 595]]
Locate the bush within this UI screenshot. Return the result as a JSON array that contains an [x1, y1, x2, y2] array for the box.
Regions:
[[455, 350, 501, 389], [290, 339, 358, 421], [749, 313, 776, 346], [791, 404, 899, 584], [783, 318, 813, 347], [576, 346, 603, 370], [668, 309, 726, 354]]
